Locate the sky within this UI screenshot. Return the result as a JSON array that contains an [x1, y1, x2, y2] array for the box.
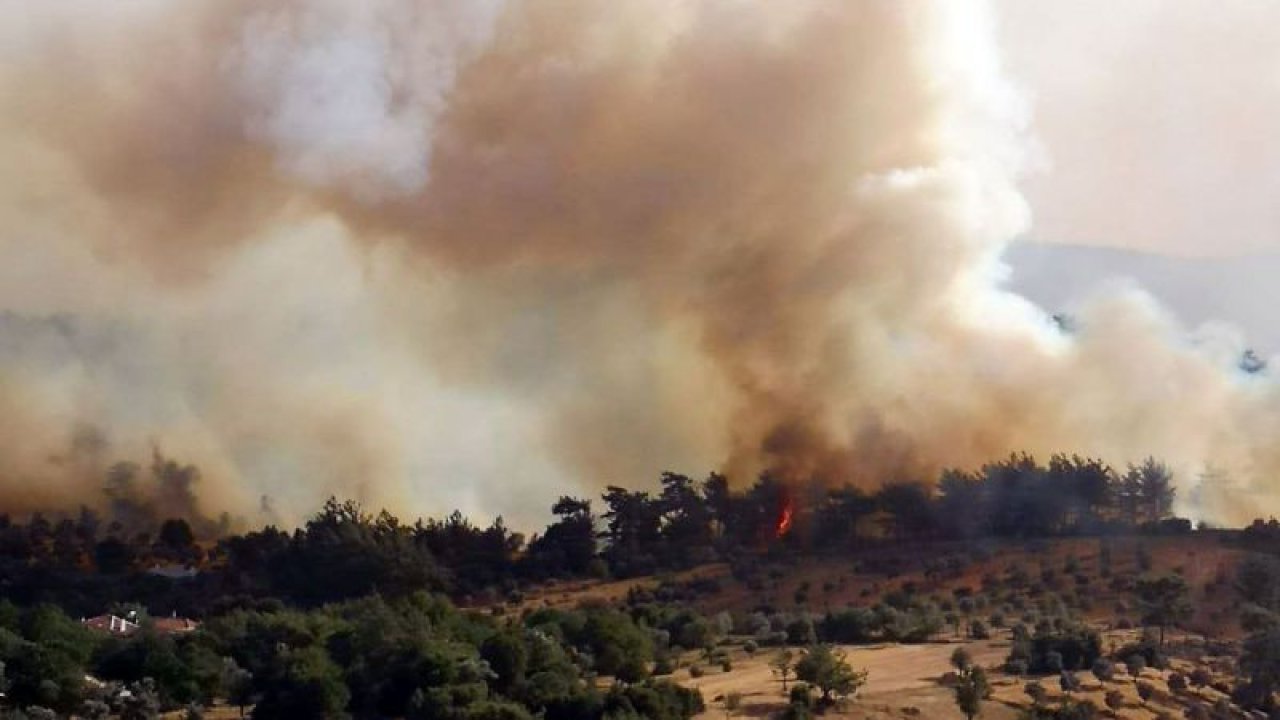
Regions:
[[994, 0, 1280, 258], [3, 1, 1280, 531]]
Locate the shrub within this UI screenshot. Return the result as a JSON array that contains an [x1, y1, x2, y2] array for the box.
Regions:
[[1125, 654, 1147, 678], [1184, 704, 1210, 720], [819, 608, 876, 644], [743, 640, 757, 655], [1167, 672, 1186, 692], [1059, 671, 1081, 693], [968, 620, 990, 640], [1091, 658, 1115, 682], [1136, 680, 1154, 703], [688, 665, 704, 678], [785, 618, 816, 646], [652, 655, 676, 676], [1004, 659, 1028, 676]]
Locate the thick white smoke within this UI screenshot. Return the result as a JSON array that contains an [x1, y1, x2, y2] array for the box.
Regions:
[[233, 0, 504, 197], [0, 0, 1274, 528]]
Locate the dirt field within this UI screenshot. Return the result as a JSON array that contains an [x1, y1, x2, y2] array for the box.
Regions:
[[680, 637, 1019, 719], [508, 535, 1254, 719], [675, 625, 1243, 720]]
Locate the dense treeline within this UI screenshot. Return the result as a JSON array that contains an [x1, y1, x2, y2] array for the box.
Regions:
[[0, 449, 1272, 718], [0, 453, 1186, 617], [0, 593, 704, 718]]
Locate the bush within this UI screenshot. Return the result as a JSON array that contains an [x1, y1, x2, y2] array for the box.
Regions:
[[1019, 622, 1100, 674], [688, 665, 704, 678], [652, 655, 676, 676], [1136, 680, 1154, 703], [1059, 671, 1081, 693], [819, 608, 877, 644], [1090, 658, 1115, 682], [743, 640, 757, 655], [1004, 659, 1028, 676], [968, 620, 990, 640], [785, 618, 816, 646], [1125, 654, 1147, 678], [1184, 704, 1210, 720], [1167, 672, 1186, 692]]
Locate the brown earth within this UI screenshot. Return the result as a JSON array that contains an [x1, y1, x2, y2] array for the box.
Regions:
[[513, 536, 1249, 640], [515, 535, 1259, 719]]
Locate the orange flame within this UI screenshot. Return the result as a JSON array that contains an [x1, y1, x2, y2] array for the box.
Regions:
[[775, 498, 794, 538]]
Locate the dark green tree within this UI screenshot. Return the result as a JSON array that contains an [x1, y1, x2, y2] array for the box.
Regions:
[[522, 497, 599, 578], [253, 646, 349, 719], [794, 645, 866, 706], [1135, 574, 1192, 646]]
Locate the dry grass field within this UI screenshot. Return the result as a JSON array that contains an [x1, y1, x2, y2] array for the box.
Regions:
[[511, 534, 1257, 719]]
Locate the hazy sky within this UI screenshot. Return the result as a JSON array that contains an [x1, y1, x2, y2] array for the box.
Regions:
[[4, 1, 1280, 528], [995, 0, 1280, 258]]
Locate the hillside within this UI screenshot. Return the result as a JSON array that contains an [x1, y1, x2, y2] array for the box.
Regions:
[[515, 534, 1258, 719]]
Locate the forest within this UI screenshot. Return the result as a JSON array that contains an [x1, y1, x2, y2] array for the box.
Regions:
[[0, 452, 1225, 718]]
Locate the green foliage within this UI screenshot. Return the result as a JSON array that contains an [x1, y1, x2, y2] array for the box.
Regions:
[[1006, 620, 1099, 674], [819, 608, 876, 643], [953, 665, 990, 720], [1238, 626, 1280, 711], [481, 629, 528, 695], [581, 609, 653, 680], [1134, 574, 1192, 645], [785, 617, 816, 646], [252, 645, 349, 719], [0, 454, 1219, 720], [0, 605, 98, 712], [794, 645, 866, 705], [1124, 653, 1147, 677], [92, 630, 214, 707], [523, 497, 598, 579]]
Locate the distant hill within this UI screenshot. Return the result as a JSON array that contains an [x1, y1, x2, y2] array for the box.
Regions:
[[1003, 242, 1280, 353]]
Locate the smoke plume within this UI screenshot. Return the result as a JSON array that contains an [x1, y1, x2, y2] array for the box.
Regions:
[[0, 0, 1276, 528]]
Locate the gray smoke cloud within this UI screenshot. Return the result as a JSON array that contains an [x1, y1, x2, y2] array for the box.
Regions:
[[0, 0, 1275, 529]]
